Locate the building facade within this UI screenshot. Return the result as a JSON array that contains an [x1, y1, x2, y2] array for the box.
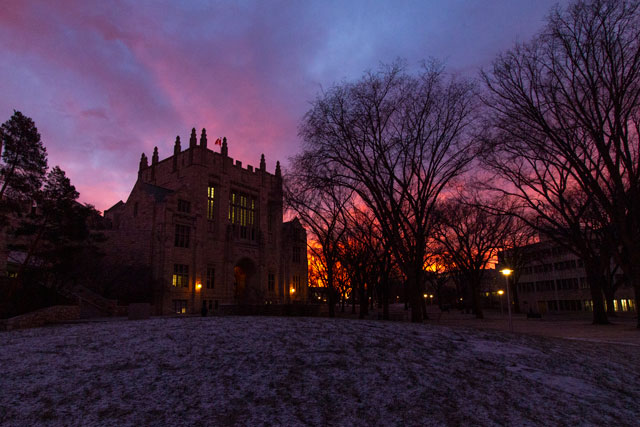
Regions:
[[501, 241, 635, 314], [104, 129, 308, 315]]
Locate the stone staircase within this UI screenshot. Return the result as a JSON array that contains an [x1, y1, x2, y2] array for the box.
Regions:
[[53, 283, 121, 318]]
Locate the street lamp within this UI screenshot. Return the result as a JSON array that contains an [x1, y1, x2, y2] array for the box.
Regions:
[[500, 268, 513, 332], [497, 289, 504, 315]]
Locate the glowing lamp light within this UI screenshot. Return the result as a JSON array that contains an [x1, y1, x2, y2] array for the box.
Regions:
[[429, 294, 434, 298], [195, 281, 202, 291], [497, 290, 504, 295], [290, 287, 296, 293], [423, 293, 428, 298], [500, 268, 513, 276]]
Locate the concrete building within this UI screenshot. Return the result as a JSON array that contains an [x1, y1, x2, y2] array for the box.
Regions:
[[104, 129, 308, 315], [500, 241, 635, 314]]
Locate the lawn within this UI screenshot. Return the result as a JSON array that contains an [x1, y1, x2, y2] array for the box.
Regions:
[[1, 316, 638, 426]]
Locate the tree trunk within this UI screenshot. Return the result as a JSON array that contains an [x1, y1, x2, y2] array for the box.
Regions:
[[471, 281, 484, 319], [382, 280, 389, 320], [602, 286, 616, 317], [359, 283, 368, 319], [327, 267, 335, 318], [409, 270, 423, 323], [351, 284, 356, 314], [585, 265, 609, 325], [627, 264, 640, 329], [616, 252, 640, 329]]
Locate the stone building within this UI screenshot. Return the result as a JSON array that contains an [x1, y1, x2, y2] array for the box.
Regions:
[[104, 128, 308, 315]]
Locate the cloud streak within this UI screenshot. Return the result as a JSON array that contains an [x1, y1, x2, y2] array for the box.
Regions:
[[0, 0, 563, 211]]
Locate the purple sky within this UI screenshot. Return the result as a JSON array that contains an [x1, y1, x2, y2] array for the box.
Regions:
[[0, 0, 564, 211]]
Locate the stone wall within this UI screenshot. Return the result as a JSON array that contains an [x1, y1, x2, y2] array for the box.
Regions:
[[0, 305, 80, 331]]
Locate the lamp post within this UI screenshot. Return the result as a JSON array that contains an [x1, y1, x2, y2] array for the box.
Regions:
[[497, 289, 504, 316], [500, 268, 513, 332]]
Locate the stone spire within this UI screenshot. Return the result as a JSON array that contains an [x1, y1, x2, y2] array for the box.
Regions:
[[152, 146, 159, 165], [275, 160, 281, 177], [260, 154, 266, 171], [189, 128, 197, 149], [173, 136, 181, 171], [200, 128, 207, 149], [139, 153, 148, 175], [221, 136, 228, 156], [151, 146, 158, 181]]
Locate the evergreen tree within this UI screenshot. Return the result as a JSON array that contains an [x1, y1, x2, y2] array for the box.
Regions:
[[16, 166, 89, 279], [0, 111, 48, 206]]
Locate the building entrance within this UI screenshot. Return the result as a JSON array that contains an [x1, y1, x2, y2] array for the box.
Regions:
[[234, 258, 258, 304]]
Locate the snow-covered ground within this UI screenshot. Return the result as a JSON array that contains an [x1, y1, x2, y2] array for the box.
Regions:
[[1, 316, 639, 426]]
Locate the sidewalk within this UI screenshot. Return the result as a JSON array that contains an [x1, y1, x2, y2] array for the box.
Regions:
[[435, 309, 640, 347]]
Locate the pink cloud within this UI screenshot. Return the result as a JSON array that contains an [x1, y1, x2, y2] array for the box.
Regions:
[[0, 0, 562, 211]]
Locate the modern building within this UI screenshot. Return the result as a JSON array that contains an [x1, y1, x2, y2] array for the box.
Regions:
[[500, 241, 635, 314], [103, 128, 308, 315]]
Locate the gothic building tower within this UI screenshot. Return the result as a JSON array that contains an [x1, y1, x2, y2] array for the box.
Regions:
[[104, 129, 308, 315]]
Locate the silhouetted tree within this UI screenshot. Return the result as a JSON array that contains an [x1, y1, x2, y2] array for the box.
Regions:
[[300, 61, 477, 322], [482, 0, 640, 325], [434, 194, 514, 319], [0, 111, 47, 209], [12, 166, 100, 282], [285, 153, 353, 317]]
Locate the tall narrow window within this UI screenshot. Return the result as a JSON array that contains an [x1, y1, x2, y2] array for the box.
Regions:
[[207, 186, 215, 220], [206, 267, 215, 289], [229, 191, 257, 240], [292, 247, 301, 263], [268, 273, 275, 292], [172, 264, 189, 288], [174, 224, 190, 248], [177, 199, 191, 213]]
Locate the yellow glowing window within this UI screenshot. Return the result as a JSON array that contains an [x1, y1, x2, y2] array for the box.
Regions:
[[229, 191, 257, 240], [614, 300, 619, 311], [207, 186, 215, 220]]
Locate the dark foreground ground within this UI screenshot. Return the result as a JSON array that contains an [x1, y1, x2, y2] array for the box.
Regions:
[[1, 315, 639, 426]]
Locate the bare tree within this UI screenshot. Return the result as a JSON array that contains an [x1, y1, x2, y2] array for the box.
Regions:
[[482, 0, 640, 326], [285, 152, 352, 318], [338, 204, 395, 319], [300, 61, 477, 322], [434, 194, 514, 319]]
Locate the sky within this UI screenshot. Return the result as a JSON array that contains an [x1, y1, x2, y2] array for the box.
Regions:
[[0, 0, 565, 212]]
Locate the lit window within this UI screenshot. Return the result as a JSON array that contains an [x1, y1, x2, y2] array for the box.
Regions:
[[229, 191, 257, 240], [207, 186, 215, 220], [173, 299, 187, 314], [172, 264, 189, 288]]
